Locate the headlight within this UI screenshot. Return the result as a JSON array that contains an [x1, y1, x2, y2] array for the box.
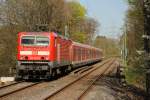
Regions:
[[20, 51, 32, 55], [38, 51, 49, 55]]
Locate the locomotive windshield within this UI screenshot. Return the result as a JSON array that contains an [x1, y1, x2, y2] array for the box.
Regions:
[[21, 36, 35, 45], [21, 36, 49, 46], [36, 36, 49, 46]]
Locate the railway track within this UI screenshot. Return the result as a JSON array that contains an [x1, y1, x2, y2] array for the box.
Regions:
[[44, 58, 116, 100], [0, 81, 42, 99], [77, 60, 117, 100], [0, 81, 24, 90], [0, 59, 117, 100], [79, 66, 93, 74], [72, 65, 93, 75]]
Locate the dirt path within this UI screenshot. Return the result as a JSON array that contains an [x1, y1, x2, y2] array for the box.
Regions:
[[83, 75, 146, 100]]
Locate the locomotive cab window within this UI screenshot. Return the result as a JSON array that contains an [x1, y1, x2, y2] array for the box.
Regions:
[[21, 36, 35, 45], [36, 36, 49, 46], [21, 36, 49, 46]]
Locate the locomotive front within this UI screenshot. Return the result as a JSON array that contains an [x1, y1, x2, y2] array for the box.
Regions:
[[16, 32, 53, 80]]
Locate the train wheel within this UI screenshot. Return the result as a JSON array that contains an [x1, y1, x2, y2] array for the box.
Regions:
[[51, 69, 57, 79], [60, 67, 67, 75], [67, 65, 72, 73], [46, 67, 53, 80], [15, 75, 22, 81]]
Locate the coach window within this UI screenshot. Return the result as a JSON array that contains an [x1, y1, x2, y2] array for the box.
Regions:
[[80, 48, 82, 61], [78, 48, 80, 61], [74, 47, 76, 61]]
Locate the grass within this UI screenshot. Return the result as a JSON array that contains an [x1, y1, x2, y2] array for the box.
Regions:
[[125, 65, 146, 90]]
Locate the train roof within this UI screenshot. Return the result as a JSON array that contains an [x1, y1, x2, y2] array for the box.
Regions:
[[19, 32, 51, 35], [18, 32, 102, 52], [72, 42, 102, 52]]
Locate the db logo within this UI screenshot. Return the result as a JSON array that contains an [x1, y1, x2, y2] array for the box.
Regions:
[[32, 51, 38, 55]]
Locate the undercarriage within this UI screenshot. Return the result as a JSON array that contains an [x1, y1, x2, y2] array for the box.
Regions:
[[15, 61, 52, 80]]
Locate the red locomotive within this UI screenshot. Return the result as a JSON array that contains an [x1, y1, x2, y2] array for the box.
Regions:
[[16, 32, 103, 80]]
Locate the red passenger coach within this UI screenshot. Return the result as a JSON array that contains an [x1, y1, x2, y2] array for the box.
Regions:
[[71, 42, 102, 67], [16, 32, 102, 80]]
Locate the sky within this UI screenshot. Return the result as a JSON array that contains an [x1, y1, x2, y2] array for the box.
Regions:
[[77, 0, 128, 39]]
